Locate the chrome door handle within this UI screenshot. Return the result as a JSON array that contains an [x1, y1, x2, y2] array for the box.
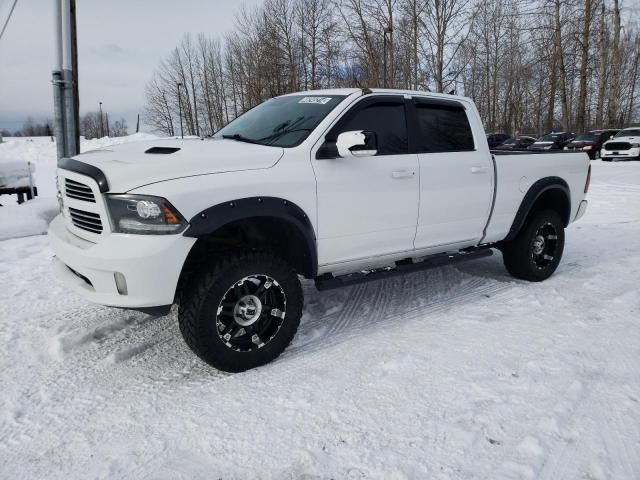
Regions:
[[391, 170, 415, 179], [471, 166, 489, 174]]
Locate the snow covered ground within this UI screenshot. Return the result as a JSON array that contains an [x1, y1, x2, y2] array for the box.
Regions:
[[1, 141, 639, 478]]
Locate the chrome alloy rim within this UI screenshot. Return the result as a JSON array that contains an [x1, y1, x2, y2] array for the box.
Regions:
[[531, 222, 558, 270], [216, 274, 287, 352]]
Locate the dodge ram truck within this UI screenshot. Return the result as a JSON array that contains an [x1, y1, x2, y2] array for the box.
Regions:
[[49, 88, 591, 372]]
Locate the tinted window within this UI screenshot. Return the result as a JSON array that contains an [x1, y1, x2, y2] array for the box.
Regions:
[[540, 133, 562, 142], [616, 129, 640, 137], [335, 100, 408, 155], [415, 103, 475, 152], [575, 133, 599, 141], [215, 95, 345, 148]]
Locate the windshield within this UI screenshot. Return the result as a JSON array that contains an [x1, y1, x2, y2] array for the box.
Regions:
[[575, 133, 599, 142], [214, 95, 346, 147], [615, 129, 640, 137]]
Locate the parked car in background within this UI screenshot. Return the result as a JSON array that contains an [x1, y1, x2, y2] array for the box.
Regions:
[[601, 128, 640, 161], [528, 132, 575, 151], [494, 135, 536, 151], [486, 133, 511, 148], [564, 129, 619, 159]]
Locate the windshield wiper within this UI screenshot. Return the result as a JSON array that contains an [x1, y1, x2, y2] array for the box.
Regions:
[[257, 128, 312, 145], [222, 134, 261, 145]]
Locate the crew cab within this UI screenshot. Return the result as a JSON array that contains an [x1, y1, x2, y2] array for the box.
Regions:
[[49, 88, 591, 372], [601, 128, 640, 161]]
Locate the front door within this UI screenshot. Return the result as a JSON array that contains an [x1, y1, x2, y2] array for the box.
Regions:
[[312, 96, 420, 266]]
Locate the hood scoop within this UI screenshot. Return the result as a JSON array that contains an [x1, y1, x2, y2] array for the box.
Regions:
[[145, 146, 181, 154]]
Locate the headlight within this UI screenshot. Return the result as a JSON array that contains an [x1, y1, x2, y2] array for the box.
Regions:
[[106, 194, 187, 234], [582, 145, 593, 150], [544, 145, 553, 149], [631, 143, 640, 148]]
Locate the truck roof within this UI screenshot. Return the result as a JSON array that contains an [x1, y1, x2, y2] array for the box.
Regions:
[[281, 87, 472, 102]]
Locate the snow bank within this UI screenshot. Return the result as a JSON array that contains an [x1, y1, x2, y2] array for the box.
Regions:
[[0, 197, 59, 240]]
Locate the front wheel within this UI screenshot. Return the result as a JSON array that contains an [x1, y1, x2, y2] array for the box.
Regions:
[[178, 252, 303, 372], [501, 209, 565, 282]]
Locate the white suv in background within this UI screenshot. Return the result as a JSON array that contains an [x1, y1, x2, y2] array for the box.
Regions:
[[601, 128, 640, 161]]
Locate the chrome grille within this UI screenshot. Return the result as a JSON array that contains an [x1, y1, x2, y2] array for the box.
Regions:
[[68, 207, 103, 234], [604, 142, 630, 151], [65, 178, 96, 202]]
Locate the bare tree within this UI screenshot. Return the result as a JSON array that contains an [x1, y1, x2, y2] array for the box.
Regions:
[[143, 0, 640, 136]]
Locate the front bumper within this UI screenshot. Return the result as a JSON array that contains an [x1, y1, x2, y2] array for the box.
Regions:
[[48, 214, 196, 308], [601, 147, 640, 160]]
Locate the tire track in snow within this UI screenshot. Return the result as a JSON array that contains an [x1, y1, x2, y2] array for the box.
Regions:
[[290, 266, 514, 358], [0, 257, 514, 468]]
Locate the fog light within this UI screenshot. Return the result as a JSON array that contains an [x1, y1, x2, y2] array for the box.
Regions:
[[114, 272, 128, 295]]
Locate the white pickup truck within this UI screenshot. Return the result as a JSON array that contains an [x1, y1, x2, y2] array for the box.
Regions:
[[49, 88, 591, 371]]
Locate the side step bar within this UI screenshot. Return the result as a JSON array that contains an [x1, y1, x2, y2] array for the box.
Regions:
[[314, 248, 493, 291]]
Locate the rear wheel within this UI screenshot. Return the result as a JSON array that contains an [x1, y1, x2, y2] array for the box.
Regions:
[[178, 252, 303, 372], [501, 209, 565, 282]]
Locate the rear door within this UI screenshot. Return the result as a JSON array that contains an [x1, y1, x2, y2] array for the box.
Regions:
[[411, 97, 494, 250], [312, 96, 420, 265]]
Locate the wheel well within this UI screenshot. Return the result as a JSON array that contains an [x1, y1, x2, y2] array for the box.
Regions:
[[528, 188, 571, 227], [178, 216, 315, 296], [505, 180, 571, 242]]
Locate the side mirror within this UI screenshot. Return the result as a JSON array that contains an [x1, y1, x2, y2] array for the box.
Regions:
[[336, 130, 378, 158], [610, 135, 614, 139]]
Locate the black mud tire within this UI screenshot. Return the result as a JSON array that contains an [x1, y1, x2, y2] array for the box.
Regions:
[[178, 251, 303, 372], [501, 209, 565, 282]]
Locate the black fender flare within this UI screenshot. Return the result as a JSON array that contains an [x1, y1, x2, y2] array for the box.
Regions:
[[504, 177, 571, 241], [58, 157, 110, 192], [184, 196, 318, 277]]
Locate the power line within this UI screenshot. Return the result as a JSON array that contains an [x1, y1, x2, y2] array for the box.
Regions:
[[0, 0, 18, 43]]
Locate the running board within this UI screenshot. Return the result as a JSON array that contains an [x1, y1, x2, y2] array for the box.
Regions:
[[314, 248, 494, 291]]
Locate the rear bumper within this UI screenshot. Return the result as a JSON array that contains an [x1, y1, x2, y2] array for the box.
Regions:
[[574, 200, 588, 222], [48, 214, 196, 308]]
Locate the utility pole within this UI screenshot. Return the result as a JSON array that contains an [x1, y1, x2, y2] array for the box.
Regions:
[[136, 113, 140, 133], [70, 0, 79, 151], [99, 102, 104, 137], [52, 0, 66, 161], [177, 82, 184, 139], [52, 0, 79, 159], [106, 113, 110, 137], [383, 27, 393, 88]]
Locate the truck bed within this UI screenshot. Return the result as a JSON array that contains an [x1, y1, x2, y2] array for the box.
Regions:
[[482, 150, 590, 244]]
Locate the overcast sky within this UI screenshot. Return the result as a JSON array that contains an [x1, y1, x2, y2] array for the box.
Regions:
[[0, 0, 258, 133]]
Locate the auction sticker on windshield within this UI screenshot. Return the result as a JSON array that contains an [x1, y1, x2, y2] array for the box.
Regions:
[[298, 97, 332, 104]]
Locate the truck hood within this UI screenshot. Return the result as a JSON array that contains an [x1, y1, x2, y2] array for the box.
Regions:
[[605, 136, 638, 143], [67, 138, 284, 192]]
